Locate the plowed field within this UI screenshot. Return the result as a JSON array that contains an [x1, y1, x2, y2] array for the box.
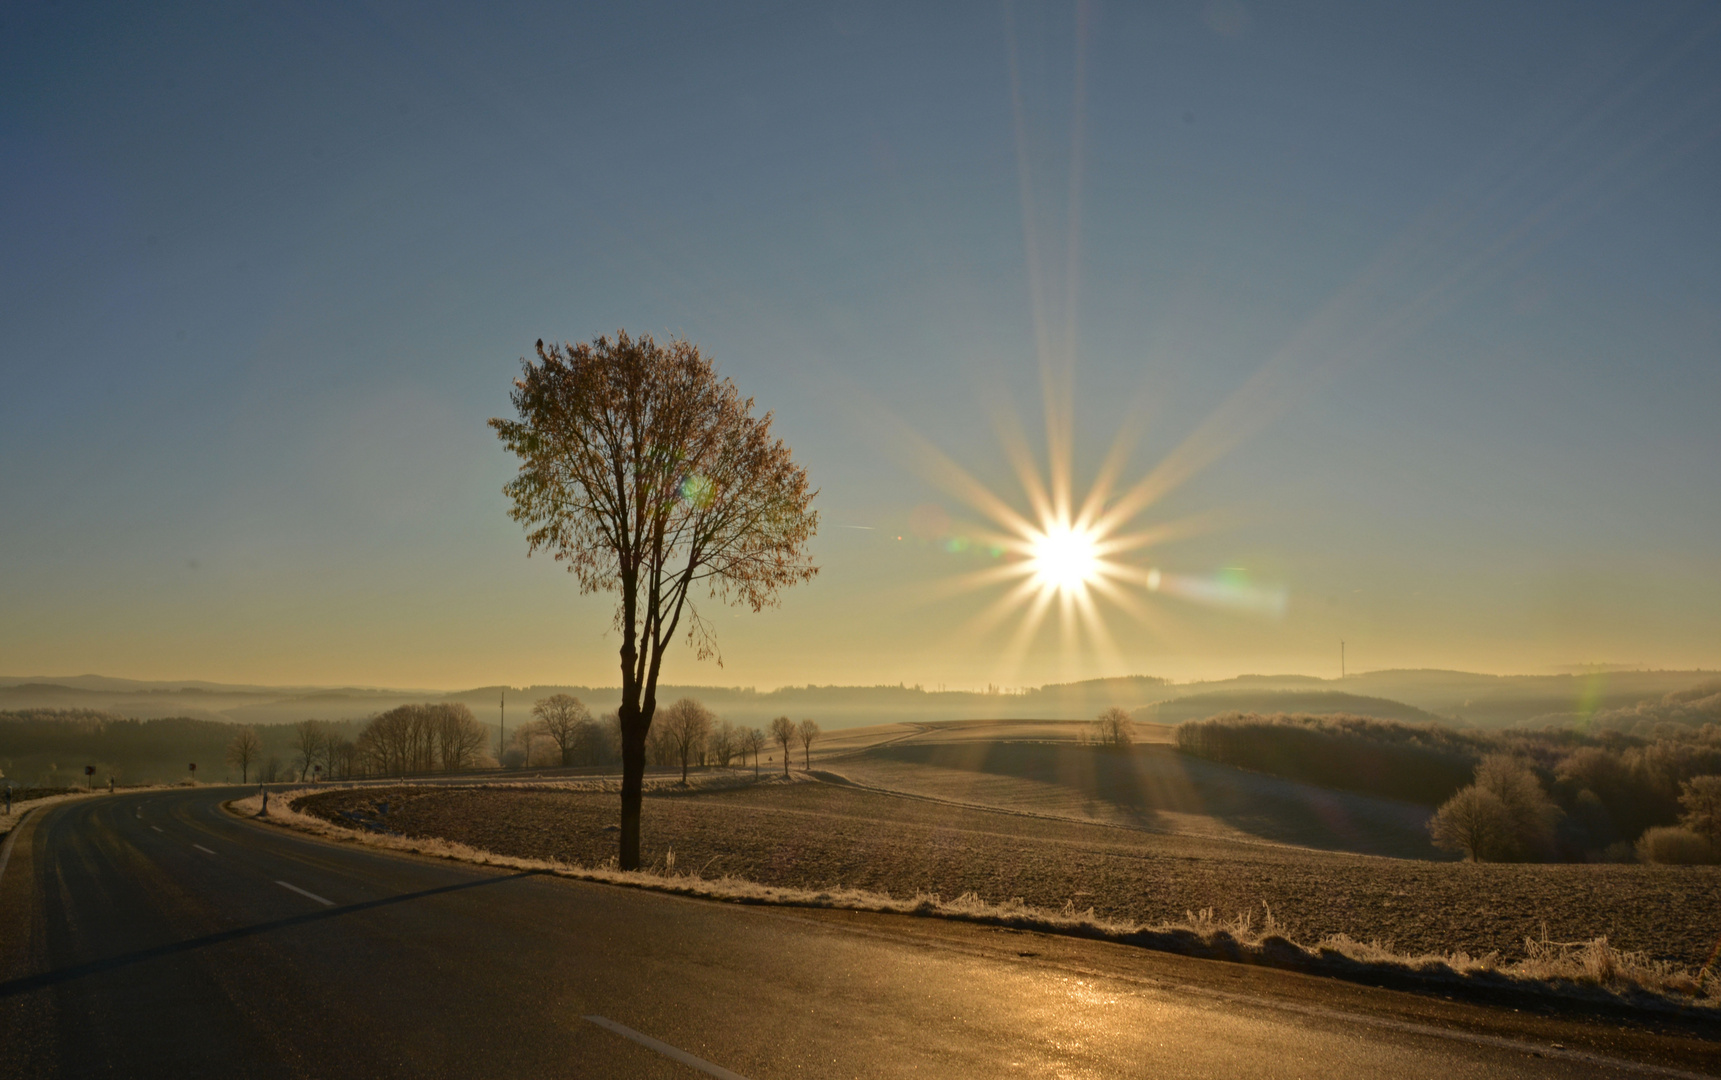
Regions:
[[300, 777, 1721, 967]]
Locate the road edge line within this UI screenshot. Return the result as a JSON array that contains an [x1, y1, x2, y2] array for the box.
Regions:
[[275, 880, 335, 907], [584, 1015, 752, 1080]]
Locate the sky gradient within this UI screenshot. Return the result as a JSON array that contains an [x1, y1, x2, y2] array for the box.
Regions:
[[4, 1, 1720, 690]]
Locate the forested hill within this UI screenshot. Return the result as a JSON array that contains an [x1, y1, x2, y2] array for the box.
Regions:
[[2, 669, 1716, 731], [0, 712, 353, 787]]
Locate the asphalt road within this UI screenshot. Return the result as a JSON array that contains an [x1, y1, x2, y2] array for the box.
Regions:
[[0, 787, 1715, 1078]]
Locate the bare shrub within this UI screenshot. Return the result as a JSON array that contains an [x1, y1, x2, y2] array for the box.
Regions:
[[1636, 826, 1717, 865], [1429, 785, 1516, 861]]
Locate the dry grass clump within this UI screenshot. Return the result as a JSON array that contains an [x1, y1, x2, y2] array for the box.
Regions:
[[233, 786, 1721, 1015]]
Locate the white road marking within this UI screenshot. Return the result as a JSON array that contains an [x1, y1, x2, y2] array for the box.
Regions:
[[584, 1016, 752, 1080], [275, 880, 334, 907], [150, 826, 164, 833], [193, 844, 215, 855]]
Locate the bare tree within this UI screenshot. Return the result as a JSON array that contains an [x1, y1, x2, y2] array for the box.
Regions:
[[659, 698, 713, 783], [743, 727, 764, 778], [710, 720, 737, 767], [434, 704, 488, 772], [513, 718, 554, 767], [797, 718, 820, 770], [225, 727, 262, 784], [1090, 707, 1133, 750], [292, 720, 325, 782], [492, 331, 819, 869], [330, 737, 358, 780], [533, 694, 593, 767], [770, 716, 797, 776]]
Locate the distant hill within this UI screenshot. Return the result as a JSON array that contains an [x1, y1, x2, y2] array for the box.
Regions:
[[3, 668, 1717, 732], [1139, 691, 1445, 727]]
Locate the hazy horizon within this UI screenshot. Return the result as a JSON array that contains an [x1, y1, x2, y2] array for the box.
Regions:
[[4, 662, 1716, 699], [5, 2, 1719, 690]]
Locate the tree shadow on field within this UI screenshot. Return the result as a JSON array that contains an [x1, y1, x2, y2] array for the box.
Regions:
[[863, 741, 1440, 858]]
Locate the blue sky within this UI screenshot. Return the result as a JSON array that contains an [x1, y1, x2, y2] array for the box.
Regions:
[[3, 1, 1719, 689]]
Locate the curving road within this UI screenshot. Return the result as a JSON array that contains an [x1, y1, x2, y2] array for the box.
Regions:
[[0, 787, 1714, 1078]]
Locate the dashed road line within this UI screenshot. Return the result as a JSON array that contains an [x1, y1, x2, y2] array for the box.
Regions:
[[275, 880, 334, 907], [150, 826, 164, 833], [193, 844, 215, 855], [584, 1015, 752, 1080]]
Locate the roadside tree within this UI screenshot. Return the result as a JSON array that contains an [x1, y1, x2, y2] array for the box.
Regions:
[[492, 331, 818, 869], [225, 728, 262, 783], [770, 716, 797, 775], [292, 720, 326, 782]]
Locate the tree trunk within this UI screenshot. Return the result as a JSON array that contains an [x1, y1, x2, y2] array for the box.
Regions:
[[619, 717, 646, 870]]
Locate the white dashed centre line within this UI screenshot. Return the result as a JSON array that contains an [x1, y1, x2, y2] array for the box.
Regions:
[[584, 1015, 752, 1080], [150, 826, 163, 833], [193, 844, 215, 855], [275, 880, 334, 907]]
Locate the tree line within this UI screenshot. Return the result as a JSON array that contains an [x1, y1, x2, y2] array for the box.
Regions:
[[508, 694, 822, 782], [1175, 711, 1721, 862]]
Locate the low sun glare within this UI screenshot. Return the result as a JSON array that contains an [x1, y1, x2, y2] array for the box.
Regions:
[[1027, 522, 1101, 596]]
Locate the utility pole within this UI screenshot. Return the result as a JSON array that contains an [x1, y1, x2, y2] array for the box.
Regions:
[[498, 690, 506, 763], [1341, 641, 1346, 680]]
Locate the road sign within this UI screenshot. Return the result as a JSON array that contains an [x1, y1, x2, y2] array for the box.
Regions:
[[85, 765, 95, 776]]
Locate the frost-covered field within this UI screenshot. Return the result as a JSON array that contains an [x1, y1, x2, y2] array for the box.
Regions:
[[293, 776, 1721, 970]]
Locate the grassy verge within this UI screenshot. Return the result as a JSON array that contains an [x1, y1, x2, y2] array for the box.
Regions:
[[0, 790, 104, 839], [230, 784, 1721, 1019]]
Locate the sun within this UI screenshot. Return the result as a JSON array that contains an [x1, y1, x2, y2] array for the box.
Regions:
[[1027, 521, 1101, 596]]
